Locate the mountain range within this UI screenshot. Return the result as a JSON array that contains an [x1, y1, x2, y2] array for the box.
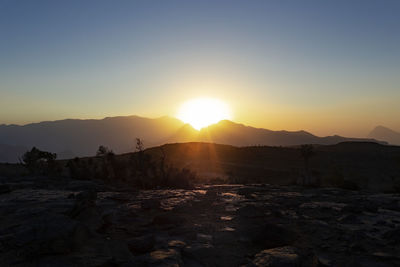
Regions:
[[0, 115, 389, 163], [368, 126, 400, 146]]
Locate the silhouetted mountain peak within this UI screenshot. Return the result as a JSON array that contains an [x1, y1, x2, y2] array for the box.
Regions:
[[218, 119, 241, 126], [371, 125, 394, 133], [368, 125, 400, 145]]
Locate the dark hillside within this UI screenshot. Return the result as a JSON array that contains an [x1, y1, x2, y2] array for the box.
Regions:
[[143, 142, 400, 191], [2, 142, 399, 192]]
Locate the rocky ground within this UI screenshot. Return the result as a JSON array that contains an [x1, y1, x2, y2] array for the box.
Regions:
[[1, 176, 400, 267]]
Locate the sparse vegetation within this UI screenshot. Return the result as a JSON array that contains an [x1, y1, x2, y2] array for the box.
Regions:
[[62, 140, 197, 189], [11, 141, 400, 192]]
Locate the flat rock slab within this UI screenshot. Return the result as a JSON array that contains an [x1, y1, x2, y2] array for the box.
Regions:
[[1, 178, 400, 266]]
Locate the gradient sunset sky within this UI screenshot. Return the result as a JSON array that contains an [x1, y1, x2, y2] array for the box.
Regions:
[[1, 0, 399, 137]]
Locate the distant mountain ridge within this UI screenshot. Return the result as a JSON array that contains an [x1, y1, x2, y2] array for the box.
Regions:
[[169, 120, 386, 147], [0, 116, 185, 162], [368, 126, 400, 145], [0, 115, 386, 162]]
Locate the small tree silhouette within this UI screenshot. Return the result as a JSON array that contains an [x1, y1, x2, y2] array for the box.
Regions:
[[135, 138, 144, 152], [95, 146, 115, 180], [135, 138, 145, 170], [132, 138, 156, 188], [159, 146, 169, 185], [300, 144, 315, 173]]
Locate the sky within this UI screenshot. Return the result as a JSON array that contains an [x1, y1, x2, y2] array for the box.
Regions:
[[0, 0, 399, 137]]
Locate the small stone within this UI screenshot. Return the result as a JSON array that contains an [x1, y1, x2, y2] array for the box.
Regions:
[[252, 246, 300, 267], [149, 249, 182, 266], [196, 233, 213, 243], [168, 240, 186, 248], [220, 215, 233, 221]]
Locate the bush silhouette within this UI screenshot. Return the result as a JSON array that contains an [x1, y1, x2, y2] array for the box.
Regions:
[[96, 145, 113, 157], [21, 147, 57, 174]]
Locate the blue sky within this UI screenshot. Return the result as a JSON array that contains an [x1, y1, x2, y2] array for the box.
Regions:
[[0, 0, 399, 136]]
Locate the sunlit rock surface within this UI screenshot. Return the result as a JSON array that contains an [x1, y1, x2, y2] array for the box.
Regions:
[[1, 176, 400, 266]]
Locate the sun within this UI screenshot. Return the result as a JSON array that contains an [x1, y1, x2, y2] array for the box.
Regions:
[[177, 98, 232, 130]]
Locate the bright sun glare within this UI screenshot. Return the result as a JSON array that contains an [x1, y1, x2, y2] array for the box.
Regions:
[[177, 98, 232, 130]]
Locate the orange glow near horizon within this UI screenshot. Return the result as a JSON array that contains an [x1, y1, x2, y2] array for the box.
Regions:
[[177, 98, 232, 130]]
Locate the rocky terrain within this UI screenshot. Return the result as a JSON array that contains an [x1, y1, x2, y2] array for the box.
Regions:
[[1, 175, 400, 266]]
